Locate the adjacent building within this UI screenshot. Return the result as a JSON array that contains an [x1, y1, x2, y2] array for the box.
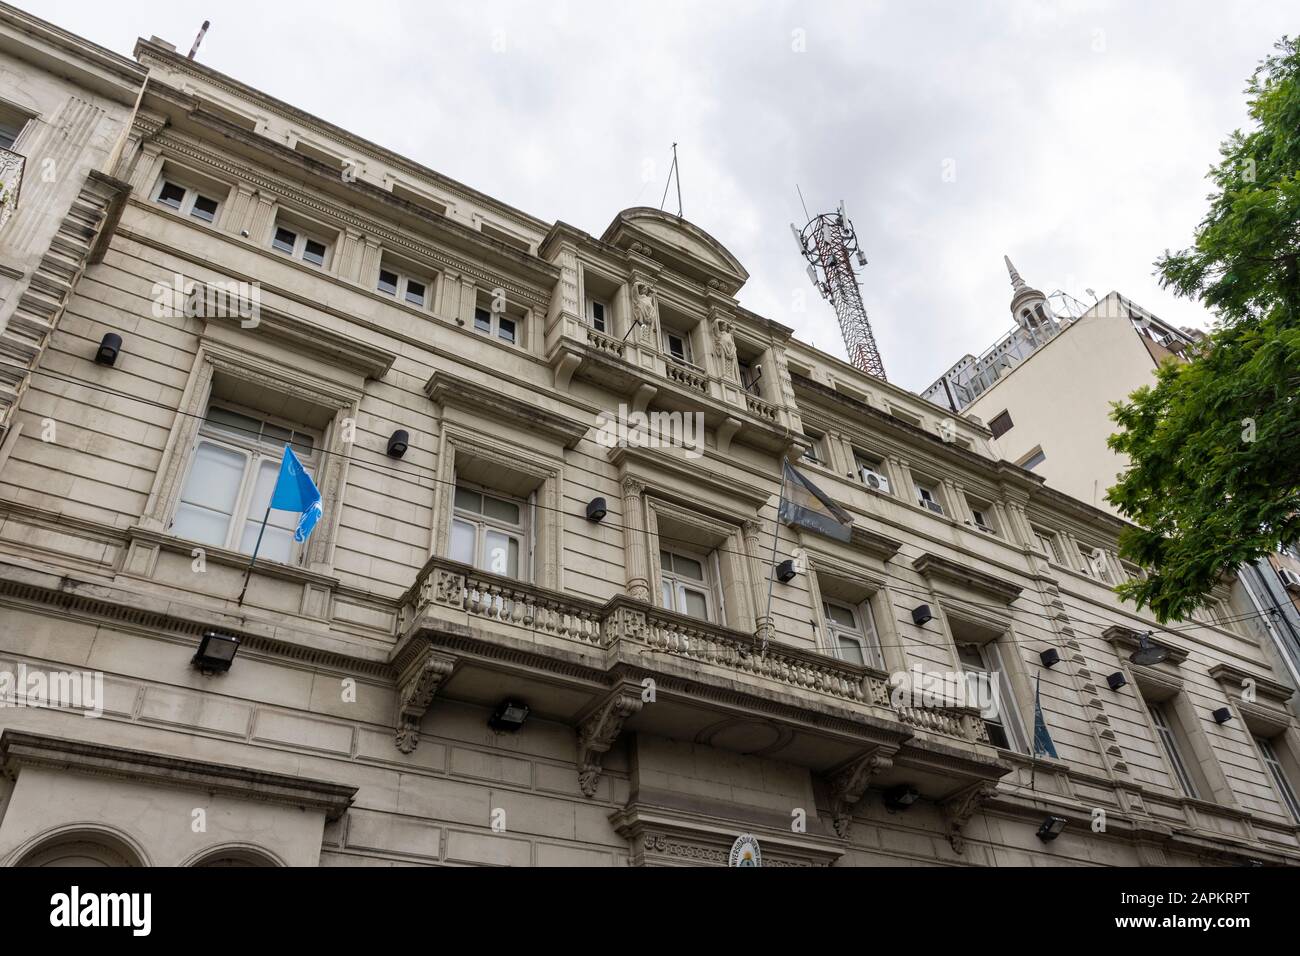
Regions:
[[0, 3, 1298, 866]]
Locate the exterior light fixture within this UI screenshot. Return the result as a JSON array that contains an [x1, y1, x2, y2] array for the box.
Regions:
[[192, 630, 240, 674], [585, 497, 608, 522], [1212, 707, 1233, 724], [489, 699, 530, 733], [1129, 632, 1169, 666], [386, 429, 409, 458], [95, 332, 122, 366], [911, 604, 932, 626], [883, 784, 920, 813], [1106, 672, 1127, 691], [1039, 648, 1061, 668], [1036, 815, 1067, 842], [775, 559, 796, 583]]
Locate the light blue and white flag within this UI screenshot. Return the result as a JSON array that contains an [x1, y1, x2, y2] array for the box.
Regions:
[[270, 445, 322, 542]]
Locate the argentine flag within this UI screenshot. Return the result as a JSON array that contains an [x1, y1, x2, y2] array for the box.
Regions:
[[270, 445, 322, 542]]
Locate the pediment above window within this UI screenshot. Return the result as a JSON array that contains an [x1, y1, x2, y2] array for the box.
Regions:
[[601, 207, 748, 295], [912, 553, 1022, 605]]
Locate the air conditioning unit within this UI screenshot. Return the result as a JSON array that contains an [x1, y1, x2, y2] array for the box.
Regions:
[[967, 520, 996, 535], [859, 467, 890, 494], [1279, 567, 1300, 594], [924, 500, 945, 516]]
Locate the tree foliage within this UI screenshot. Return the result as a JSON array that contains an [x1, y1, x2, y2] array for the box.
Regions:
[[1107, 37, 1300, 623]]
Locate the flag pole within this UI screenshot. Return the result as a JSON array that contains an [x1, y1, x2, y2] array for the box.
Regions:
[[236, 504, 273, 607], [760, 465, 789, 656]]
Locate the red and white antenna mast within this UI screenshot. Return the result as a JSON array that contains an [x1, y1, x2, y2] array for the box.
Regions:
[[792, 200, 886, 381]]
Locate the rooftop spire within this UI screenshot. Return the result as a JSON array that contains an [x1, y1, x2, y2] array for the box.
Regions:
[[1004, 254, 1026, 293]]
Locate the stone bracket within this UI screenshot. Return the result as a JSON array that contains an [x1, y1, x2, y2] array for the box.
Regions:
[[827, 745, 897, 838], [576, 682, 644, 798], [394, 644, 457, 754], [940, 781, 997, 854]]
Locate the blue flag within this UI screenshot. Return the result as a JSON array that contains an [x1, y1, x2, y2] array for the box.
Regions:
[[1032, 673, 1058, 759], [269, 445, 322, 542]]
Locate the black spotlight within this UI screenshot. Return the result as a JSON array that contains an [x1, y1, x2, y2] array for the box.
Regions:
[[95, 332, 122, 366], [883, 784, 920, 813], [1212, 707, 1233, 724], [1036, 815, 1068, 842], [1106, 672, 1128, 691], [386, 429, 409, 458], [911, 604, 933, 626], [585, 497, 608, 522], [1039, 648, 1061, 668], [775, 559, 797, 583], [489, 699, 530, 732], [192, 630, 240, 674], [1129, 632, 1170, 666]]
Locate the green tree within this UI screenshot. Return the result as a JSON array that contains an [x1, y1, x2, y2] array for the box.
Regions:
[[1107, 36, 1300, 623]]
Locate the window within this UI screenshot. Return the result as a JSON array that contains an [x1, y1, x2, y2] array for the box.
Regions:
[[271, 219, 332, 268], [957, 642, 1027, 752], [855, 453, 891, 494], [822, 599, 883, 669], [660, 549, 714, 621], [968, 506, 996, 534], [1032, 526, 1062, 563], [1019, 446, 1046, 471], [450, 485, 527, 579], [800, 431, 824, 465], [1082, 547, 1111, 582], [738, 357, 763, 394], [988, 410, 1014, 439], [1257, 736, 1300, 822], [663, 329, 692, 364], [473, 305, 518, 345], [152, 178, 222, 224], [0, 104, 31, 150], [377, 265, 429, 309], [170, 405, 317, 564], [916, 482, 944, 515], [1148, 701, 1199, 798], [586, 298, 608, 333]]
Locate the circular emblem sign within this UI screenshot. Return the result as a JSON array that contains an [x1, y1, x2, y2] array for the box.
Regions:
[[728, 833, 762, 867]]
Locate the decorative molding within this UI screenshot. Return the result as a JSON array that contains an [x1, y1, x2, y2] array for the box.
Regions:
[[576, 683, 644, 797], [912, 553, 1023, 604], [426, 369, 588, 450], [940, 780, 997, 854], [1102, 625, 1190, 666], [1208, 663, 1294, 704], [827, 746, 897, 837], [394, 644, 457, 754], [0, 730, 357, 820]]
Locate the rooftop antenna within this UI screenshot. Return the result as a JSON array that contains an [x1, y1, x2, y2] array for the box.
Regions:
[[658, 143, 683, 218], [792, 197, 887, 380], [187, 20, 210, 59]]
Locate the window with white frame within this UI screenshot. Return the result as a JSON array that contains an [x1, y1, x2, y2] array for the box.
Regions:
[[1032, 526, 1062, 563], [1081, 547, 1111, 582], [967, 501, 997, 535], [957, 642, 1027, 752], [152, 178, 221, 224], [377, 263, 430, 309], [0, 103, 32, 150], [662, 328, 693, 364], [450, 484, 528, 580], [800, 430, 825, 466], [915, 482, 944, 515], [472, 295, 523, 346], [660, 548, 714, 621], [170, 405, 318, 564], [1256, 735, 1300, 822], [271, 218, 332, 268], [822, 599, 883, 669], [586, 296, 608, 333], [1148, 701, 1199, 798]]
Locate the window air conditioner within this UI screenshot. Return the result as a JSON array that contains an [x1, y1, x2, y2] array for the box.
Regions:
[[1279, 567, 1300, 593], [859, 467, 890, 494], [924, 500, 945, 516]]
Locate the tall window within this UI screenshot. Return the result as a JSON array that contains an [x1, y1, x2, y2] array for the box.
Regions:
[[0, 105, 30, 150], [957, 642, 1027, 752], [450, 485, 527, 579], [1149, 701, 1199, 798], [171, 405, 317, 563], [822, 599, 883, 669], [660, 549, 714, 621], [800, 431, 824, 466], [1256, 736, 1300, 822], [586, 297, 608, 333], [663, 329, 692, 364], [1032, 526, 1062, 563], [915, 482, 944, 515]]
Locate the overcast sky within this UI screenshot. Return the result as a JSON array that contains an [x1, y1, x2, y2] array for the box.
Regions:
[[23, 0, 1292, 391]]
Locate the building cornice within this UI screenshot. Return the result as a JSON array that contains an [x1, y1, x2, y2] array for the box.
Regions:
[[0, 4, 146, 104]]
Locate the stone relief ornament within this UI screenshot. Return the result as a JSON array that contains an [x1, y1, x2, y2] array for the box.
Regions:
[[728, 833, 762, 867], [711, 316, 738, 381], [632, 281, 658, 344]]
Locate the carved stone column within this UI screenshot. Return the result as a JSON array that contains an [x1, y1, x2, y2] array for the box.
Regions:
[[621, 477, 650, 601]]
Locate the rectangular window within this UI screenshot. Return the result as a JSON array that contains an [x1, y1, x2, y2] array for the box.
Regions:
[[271, 217, 332, 268], [450, 484, 527, 580], [988, 409, 1014, 439], [587, 298, 607, 333], [738, 357, 763, 394], [957, 642, 1027, 752], [916, 483, 944, 515], [376, 264, 430, 309], [855, 454, 891, 495], [1257, 736, 1300, 822], [969, 507, 996, 534], [170, 405, 317, 563], [800, 431, 824, 465], [152, 178, 221, 224], [473, 298, 524, 346], [1032, 526, 1062, 563], [1149, 701, 1199, 798], [272, 226, 297, 254], [822, 599, 883, 669], [660, 548, 714, 622], [0, 104, 31, 151], [664, 331, 691, 363]]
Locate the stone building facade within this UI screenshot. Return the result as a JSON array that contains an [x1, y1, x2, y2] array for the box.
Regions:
[[0, 4, 1298, 866]]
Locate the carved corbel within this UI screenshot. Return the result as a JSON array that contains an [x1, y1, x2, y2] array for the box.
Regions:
[[827, 747, 896, 837], [576, 684, 644, 798], [394, 645, 457, 754], [940, 781, 997, 854]]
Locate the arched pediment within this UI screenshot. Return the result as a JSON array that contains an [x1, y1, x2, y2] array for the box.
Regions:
[[601, 207, 748, 295]]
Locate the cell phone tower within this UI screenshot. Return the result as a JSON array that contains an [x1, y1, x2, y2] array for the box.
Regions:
[[791, 201, 887, 381]]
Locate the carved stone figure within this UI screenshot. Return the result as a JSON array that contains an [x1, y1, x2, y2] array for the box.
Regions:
[[632, 281, 657, 344], [712, 316, 738, 382]]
